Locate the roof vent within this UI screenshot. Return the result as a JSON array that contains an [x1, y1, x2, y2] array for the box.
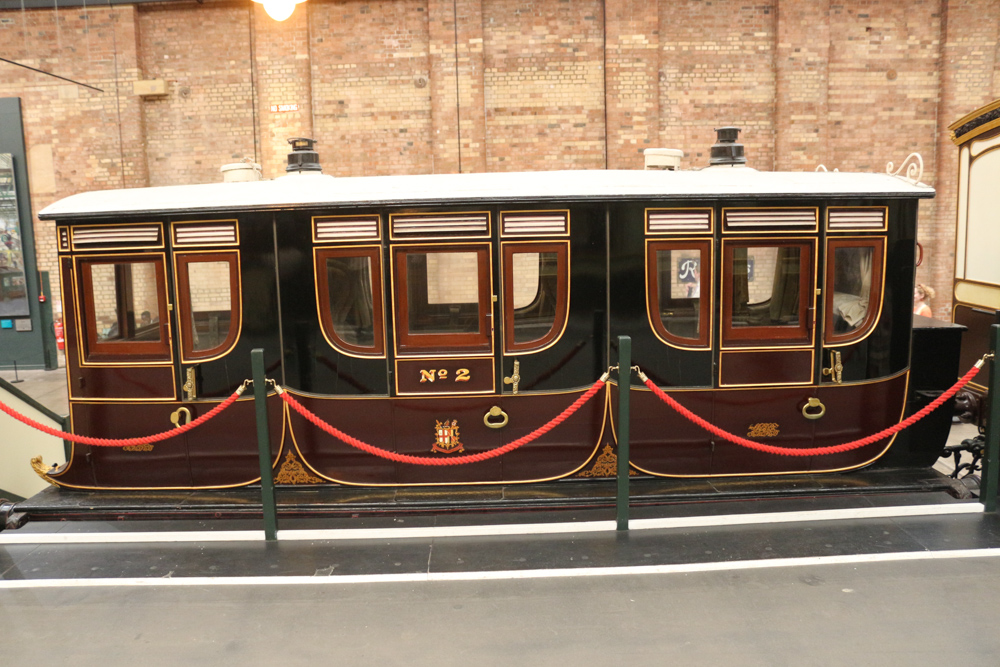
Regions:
[[220, 158, 262, 182], [709, 126, 746, 167], [286, 137, 322, 174], [644, 148, 684, 170]]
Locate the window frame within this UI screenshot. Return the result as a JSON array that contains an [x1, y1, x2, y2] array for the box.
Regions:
[[645, 239, 712, 350], [823, 237, 885, 346], [314, 245, 386, 358], [174, 250, 242, 363], [721, 238, 816, 347], [501, 241, 569, 354], [77, 254, 172, 363], [392, 243, 493, 356]]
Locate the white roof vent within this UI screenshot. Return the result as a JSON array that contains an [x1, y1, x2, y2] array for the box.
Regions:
[[220, 158, 262, 182], [644, 148, 684, 171]]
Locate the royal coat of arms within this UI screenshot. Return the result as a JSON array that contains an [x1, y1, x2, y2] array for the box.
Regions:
[[432, 419, 464, 454]]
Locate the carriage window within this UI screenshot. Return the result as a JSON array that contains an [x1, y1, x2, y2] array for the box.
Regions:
[[394, 245, 491, 354], [825, 239, 884, 344], [78, 257, 170, 361], [503, 242, 568, 353], [315, 246, 384, 357], [723, 241, 813, 346], [176, 252, 241, 361], [647, 241, 710, 348]]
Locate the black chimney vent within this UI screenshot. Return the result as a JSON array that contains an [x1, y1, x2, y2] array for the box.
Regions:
[[709, 126, 746, 166], [286, 137, 322, 173]]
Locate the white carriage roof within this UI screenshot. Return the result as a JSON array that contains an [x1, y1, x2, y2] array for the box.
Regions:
[[39, 168, 934, 220]]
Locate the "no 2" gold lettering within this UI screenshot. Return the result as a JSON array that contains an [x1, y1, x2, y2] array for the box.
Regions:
[[419, 368, 471, 383]]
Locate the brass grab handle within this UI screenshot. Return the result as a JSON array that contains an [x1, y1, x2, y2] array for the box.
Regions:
[[484, 406, 509, 429], [822, 350, 843, 384], [802, 398, 826, 420], [170, 407, 192, 429], [503, 360, 520, 395]]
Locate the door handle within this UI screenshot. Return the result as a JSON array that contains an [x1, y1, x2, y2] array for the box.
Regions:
[[822, 350, 843, 384], [182, 366, 197, 401], [503, 359, 520, 394]]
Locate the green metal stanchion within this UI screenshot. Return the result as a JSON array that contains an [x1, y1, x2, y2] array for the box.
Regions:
[[981, 326, 1000, 513], [616, 336, 631, 531], [251, 349, 279, 540]]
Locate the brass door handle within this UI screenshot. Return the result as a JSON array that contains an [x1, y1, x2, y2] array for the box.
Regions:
[[484, 406, 509, 429], [170, 407, 192, 428], [182, 367, 197, 401], [822, 350, 843, 384], [503, 360, 520, 395]]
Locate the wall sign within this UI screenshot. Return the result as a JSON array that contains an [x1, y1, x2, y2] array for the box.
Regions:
[[0, 153, 29, 318]]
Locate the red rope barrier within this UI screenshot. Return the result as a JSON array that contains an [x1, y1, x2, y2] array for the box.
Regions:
[[279, 379, 606, 466], [0, 388, 245, 447], [640, 361, 986, 457]]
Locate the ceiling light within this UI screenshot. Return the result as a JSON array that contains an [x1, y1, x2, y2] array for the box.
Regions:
[[252, 0, 307, 22]]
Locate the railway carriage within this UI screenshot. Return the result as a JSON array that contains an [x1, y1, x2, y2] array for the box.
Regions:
[[949, 99, 1000, 426], [34, 134, 935, 491]]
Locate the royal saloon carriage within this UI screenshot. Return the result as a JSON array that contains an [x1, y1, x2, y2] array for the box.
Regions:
[[33, 133, 935, 491]]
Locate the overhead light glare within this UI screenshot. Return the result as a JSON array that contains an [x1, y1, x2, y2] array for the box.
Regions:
[[252, 0, 307, 22]]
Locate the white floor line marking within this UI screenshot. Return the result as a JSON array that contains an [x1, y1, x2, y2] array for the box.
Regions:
[[0, 502, 983, 545], [2, 548, 1000, 590]]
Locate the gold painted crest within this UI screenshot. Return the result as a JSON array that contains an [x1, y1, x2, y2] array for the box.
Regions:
[[432, 419, 464, 454]]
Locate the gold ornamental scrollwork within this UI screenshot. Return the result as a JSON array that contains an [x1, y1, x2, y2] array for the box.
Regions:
[[274, 450, 324, 485], [576, 444, 638, 478], [747, 423, 780, 438]]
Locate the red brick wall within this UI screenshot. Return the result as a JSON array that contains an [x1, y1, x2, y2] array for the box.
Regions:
[[138, 0, 257, 186], [0, 0, 998, 321]]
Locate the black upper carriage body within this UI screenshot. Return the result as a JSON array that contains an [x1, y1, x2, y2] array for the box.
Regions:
[[37, 163, 933, 490]]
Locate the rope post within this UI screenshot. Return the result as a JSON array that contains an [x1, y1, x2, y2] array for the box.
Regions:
[[616, 336, 631, 532], [982, 327, 1000, 513], [251, 349, 278, 541]]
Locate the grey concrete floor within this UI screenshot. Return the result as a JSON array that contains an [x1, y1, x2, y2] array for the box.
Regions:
[[3, 556, 1000, 666]]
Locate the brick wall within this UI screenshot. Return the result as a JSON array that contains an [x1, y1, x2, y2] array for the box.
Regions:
[[1, 0, 998, 322]]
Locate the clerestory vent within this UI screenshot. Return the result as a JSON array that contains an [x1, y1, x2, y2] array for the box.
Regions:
[[501, 211, 569, 237], [314, 215, 381, 242], [173, 221, 238, 247], [724, 208, 817, 232], [647, 209, 712, 234], [390, 212, 490, 239], [827, 208, 887, 232], [71, 223, 163, 251]]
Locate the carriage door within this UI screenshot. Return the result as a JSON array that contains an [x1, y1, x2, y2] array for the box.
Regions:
[[819, 208, 887, 383], [64, 222, 176, 401], [387, 211, 501, 481], [718, 208, 819, 388]]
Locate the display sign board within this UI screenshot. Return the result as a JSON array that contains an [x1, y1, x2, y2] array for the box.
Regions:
[[0, 153, 28, 317]]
